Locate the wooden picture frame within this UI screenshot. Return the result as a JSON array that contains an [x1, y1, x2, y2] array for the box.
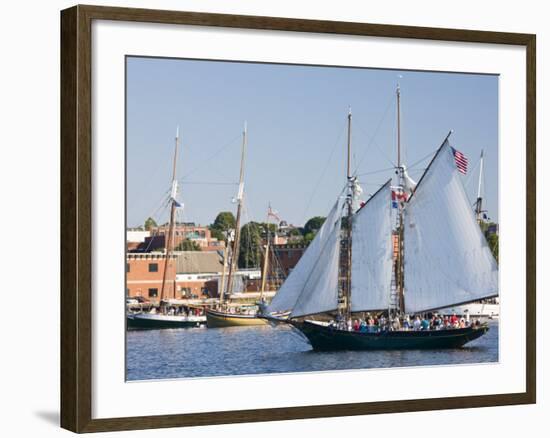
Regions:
[[60, 4, 536, 433]]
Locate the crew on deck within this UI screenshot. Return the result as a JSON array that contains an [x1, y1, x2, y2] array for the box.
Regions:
[[330, 312, 481, 333]]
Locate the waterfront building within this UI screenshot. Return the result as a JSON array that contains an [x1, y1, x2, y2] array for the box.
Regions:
[[126, 250, 265, 303], [128, 223, 225, 253], [126, 252, 177, 303]]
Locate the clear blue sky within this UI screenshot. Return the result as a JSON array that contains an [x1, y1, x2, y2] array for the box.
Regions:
[[126, 57, 498, 228]]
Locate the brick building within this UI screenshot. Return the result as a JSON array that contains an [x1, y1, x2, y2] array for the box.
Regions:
[[132, 223, 225, 252], [126, 251, 226, 303], [262, 243, 306, 290], [126, 253, 177, 302]]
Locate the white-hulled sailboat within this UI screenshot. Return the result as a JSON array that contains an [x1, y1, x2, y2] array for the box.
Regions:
[[261, 89, 498, 351], [127, 127, 206, 329]]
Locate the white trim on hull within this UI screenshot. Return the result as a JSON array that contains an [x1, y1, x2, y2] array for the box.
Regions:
[[437, 303, 499, 319]]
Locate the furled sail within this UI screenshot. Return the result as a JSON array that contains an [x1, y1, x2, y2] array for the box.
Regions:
[[266, 198, 342, 316], [350, 180, 394, 312], [404, 141, 498, 314]]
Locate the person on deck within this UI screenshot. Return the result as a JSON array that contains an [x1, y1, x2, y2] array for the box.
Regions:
[[367, 316, 375, 333], [413, 316, 421, 331], [392, 315, 401, 331], [421, 317, 430, 331]]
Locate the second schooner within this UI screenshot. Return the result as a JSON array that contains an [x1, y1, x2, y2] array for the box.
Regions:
[[262, 87, 498, 351]]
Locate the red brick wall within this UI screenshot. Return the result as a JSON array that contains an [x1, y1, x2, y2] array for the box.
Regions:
[[126, 255, 176, 302]]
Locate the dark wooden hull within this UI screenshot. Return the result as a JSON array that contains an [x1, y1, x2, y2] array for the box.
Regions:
[[292, 321, 489, 351]]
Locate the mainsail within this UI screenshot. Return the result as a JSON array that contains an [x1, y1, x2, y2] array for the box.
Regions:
[[403, 140, 498, 314], [266, 199, 342, 316], [350, 180, 394, 312]]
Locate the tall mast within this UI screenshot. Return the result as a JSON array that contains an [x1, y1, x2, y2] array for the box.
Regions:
[[475, 149, 484, 224], [396, 84, 405, 314], [224, 122, 247, 305], [219, 245, 228, 302], [342, 108, 353, 320], [159, 127, 180, 305], [260, 204, 271, 300]]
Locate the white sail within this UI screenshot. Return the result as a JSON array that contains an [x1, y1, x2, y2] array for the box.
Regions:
[[350, 181, 394, 312], [266, 199, 342, 315], [404, 141, 498, 314], [291, 222, 341, 318]]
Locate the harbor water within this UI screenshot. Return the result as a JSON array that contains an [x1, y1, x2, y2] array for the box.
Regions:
[[126, 321, 499, 381]]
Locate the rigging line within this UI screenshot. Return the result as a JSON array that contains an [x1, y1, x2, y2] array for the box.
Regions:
[[131, 186, 171, 227], [180, 132, 242, 180], [355, 166, 395, 177], [300, 119, 347, 225], [407, 148, 439, 170], [353, 94, 396, 174], [179, 180, 239, 186], [138, 189, 171, 228], [141, 203, 171, 253]]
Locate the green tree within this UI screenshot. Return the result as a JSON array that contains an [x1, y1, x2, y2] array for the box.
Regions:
[[303, 232, 316, 246], [486, 233, 499, 263], [144, 217, 157, 231], [304, 216, 325, 235], [238, 222, 263, 269], [258, 222, 278, 239], [479, 221, 499, 263], [209, 211, 236, 242], [175, 239, 201, 251]]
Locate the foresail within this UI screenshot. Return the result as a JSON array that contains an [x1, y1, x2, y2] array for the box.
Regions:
[[266, 198, 342, 315], [291, 222, 341, 318], [350, 181, 393, 312], [404, 141, 498, 314]]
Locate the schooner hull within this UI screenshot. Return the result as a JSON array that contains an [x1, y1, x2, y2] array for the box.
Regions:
[[292, 320, 489, 351], [205, 308, 269, 328], [127, 313, 206, 329]]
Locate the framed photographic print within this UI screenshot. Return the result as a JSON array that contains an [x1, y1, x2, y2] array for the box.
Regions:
[[60, 4, 536, 433]]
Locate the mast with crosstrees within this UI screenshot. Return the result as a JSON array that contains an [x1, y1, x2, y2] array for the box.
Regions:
[[260, 204, 272, 300], [223, 122, 247, 306], [395, 83, 406, 314], [159, 127, 180, 306], [342, 107, 353, 321], [475, 149, 485, 223]]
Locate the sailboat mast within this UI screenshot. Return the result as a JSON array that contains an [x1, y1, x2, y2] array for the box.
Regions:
[[475, 149, 484, 223], [219, 245, 228, 302], [225, 122, 247, 304], [396, 84, 406, 314], [159, 127, 180, 305], [343, 108, 353, 320], [260, 205, 271, 299]]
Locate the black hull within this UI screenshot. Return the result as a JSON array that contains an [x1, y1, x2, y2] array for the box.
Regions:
[[126, 314, 205, 329], [293, 321, 489, 351]]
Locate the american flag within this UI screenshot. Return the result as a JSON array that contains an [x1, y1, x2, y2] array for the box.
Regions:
[[391, 187, 408, 208], [267, 205, 281, 222], [451, 147, 468, 174]]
